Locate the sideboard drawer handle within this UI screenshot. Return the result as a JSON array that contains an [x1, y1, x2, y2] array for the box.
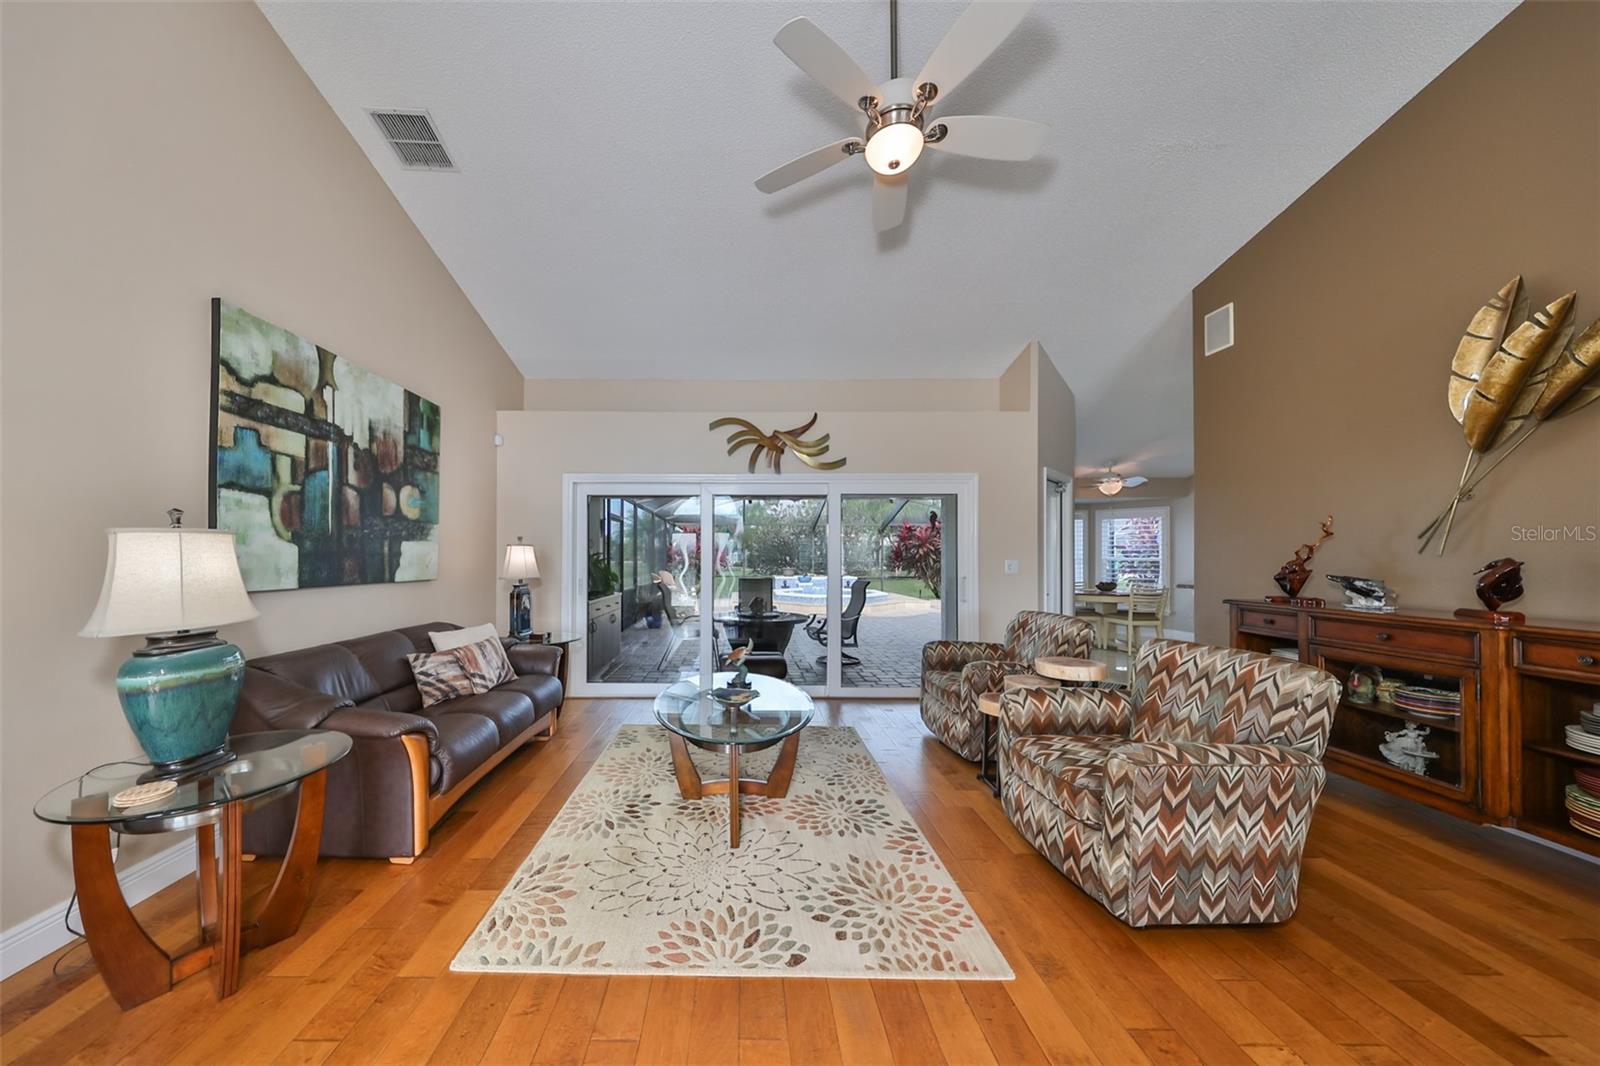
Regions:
[[1376, 632, 1392, 642], [1263, 617, 1276, 625], [1581, 654, 1597, 667]]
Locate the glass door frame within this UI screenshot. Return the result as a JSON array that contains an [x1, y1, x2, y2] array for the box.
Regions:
[[562, 473, 979, 698]]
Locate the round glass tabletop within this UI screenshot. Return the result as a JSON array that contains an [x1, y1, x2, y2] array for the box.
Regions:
[[655, 672, 814, 748], [34, 730, 351, 829], [524, 633, 583, 644]]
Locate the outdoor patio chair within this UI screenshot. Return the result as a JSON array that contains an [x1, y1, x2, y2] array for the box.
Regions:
[[805, 578, 870, 666]]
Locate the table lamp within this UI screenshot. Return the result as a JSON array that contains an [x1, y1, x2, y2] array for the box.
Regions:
[[503, 537, 539, 639], [80, 509, 259, 778]]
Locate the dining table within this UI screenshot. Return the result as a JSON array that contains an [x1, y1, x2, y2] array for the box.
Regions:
[[1073, 589, 1131, 649]]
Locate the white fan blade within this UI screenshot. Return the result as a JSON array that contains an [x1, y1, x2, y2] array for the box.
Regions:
[[927, 115, 1046, 161], [1123, 476, 1149, 488], [755, 139, 858, 194], [916, 1, 1033, 102], [774, 17, 880, 111], [872, 175, 907, 232]]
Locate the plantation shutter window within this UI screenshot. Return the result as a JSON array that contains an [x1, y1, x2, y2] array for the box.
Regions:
[[1095, 507, 1168, 587]]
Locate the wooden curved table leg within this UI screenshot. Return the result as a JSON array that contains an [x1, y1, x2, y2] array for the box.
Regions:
[[195, 823, 218, 940], [70, 822, 172, 1009], [728, 744, 741, 849], [214, 802, 244, 998], [242, 769, 327, 951]]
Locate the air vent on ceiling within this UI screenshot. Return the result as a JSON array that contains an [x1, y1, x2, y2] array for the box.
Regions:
[[368, 109, 456, 171], [1203, 302, 1234, 356]]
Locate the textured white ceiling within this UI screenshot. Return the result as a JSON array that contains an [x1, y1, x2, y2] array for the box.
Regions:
[[260, 0, 1512, 478]]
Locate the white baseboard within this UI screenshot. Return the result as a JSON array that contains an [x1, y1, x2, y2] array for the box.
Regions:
[[0, 838, 196, 980]]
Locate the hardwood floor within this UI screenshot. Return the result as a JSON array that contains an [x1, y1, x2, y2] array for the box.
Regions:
[[4, 698, 1598, 1065]]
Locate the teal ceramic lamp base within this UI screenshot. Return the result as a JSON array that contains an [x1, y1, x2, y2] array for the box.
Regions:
[[116, 632, 245, 780]]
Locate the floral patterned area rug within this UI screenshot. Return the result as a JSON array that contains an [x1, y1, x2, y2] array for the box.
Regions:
[[451, 725, 1012, 979]]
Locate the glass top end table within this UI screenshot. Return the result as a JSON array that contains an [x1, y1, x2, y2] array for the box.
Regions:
[[33, 729, 349, 1010], [654, 673, 814, 848]]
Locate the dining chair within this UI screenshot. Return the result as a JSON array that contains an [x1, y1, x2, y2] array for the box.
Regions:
[[1103, 584, 1168, 656]]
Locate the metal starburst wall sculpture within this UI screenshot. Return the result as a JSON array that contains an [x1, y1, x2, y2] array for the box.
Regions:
[[709, 413, 847, 474]]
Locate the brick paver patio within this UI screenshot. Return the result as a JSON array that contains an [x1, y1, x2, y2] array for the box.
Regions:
[[596, 598, 943, 688]]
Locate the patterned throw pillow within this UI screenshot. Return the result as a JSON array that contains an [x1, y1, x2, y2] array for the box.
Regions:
[[406, 649, 476, 708], [453, 637, 517, 694]]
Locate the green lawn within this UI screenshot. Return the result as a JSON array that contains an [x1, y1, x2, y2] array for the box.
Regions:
[[872, 575, 939, 600]]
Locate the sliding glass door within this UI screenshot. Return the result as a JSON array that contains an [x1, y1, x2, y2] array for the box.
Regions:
[[567, 476, 975, 697], [837, 495, 958, 690]]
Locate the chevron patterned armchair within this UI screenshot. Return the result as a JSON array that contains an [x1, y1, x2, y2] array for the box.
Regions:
[[999, 639, 1341, 927], [921, 611, 1097, 760]]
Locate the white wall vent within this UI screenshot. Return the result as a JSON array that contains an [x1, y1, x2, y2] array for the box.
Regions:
[[369, 109, 456, 171], [1203, 302, 1234, 356]]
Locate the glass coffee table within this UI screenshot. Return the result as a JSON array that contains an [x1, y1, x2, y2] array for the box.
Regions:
[[654, 673, 814, 847], [34, 730, 349, 1009]]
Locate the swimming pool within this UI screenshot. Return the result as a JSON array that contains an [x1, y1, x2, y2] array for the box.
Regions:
[[770, 574, 890, 608]]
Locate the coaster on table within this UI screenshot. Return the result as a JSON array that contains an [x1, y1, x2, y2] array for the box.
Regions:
[[111, 779, 177, 809]]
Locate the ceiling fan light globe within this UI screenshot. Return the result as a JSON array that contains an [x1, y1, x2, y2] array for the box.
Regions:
[[1096, 477, 1124, 496], [864, 121, 925, 176]]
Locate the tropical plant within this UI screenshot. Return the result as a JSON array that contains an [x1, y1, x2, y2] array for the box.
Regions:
[[888, 515, 942, 598], [587, 551, 619, 599]]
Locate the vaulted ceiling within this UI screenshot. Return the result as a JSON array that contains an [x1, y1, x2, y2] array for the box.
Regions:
[[261, 0, 1512, 477]]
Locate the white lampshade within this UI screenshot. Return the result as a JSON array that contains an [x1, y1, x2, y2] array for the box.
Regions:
[[503, 540, 540, 581], [81, 527, 259, 639]]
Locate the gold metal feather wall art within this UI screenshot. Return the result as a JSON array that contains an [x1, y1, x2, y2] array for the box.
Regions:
[[709, 413, 847, 474], [1420, 277, 1600, 554]]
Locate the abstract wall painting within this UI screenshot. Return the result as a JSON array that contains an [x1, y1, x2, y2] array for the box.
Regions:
[[209, 299, 440, 591]]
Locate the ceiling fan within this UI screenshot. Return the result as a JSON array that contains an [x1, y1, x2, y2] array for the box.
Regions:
[[755, 0, 1046, 232], [1095, 467, 1148, 496]]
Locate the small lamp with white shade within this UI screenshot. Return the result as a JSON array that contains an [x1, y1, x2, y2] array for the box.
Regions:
[[80, 508, 258, 778], [503, 537, 540, 639]]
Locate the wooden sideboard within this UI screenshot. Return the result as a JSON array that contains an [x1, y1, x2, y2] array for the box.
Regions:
[[1226, 599, 1600, 859]]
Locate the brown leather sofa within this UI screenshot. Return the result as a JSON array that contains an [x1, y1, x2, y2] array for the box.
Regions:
[[231, 622, 563, 863]]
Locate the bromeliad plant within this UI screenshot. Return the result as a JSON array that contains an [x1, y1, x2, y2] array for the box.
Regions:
[[889, 513, 943, 597], [1421, 276, 1600, 554]]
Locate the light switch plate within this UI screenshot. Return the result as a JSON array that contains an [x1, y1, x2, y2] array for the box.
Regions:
[[1004, 560, 1020, 574]]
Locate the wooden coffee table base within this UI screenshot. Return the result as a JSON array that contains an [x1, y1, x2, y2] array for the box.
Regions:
[[668, 733, 800, 848], [70, 770, 329, 1010]]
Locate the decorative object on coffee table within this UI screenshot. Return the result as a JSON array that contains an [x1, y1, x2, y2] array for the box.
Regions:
[[34, 730, 349, 1008], [1421, 278, 1599, 554], [1454, 556, 1527, 625], [709, 412, 846, 473], [503, 537, 539, 638], [1268, 515, 1333, 605], [80, 509, 259, 777], [1326, 574, 1398, 612]]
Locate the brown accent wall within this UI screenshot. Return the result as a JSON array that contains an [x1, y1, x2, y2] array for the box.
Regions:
[[1, 3, 523, 926], [1193, 0, 1600, 643]]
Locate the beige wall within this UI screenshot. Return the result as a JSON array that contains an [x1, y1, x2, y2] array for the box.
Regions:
[[1192, 0, 1600, 643], [502, 347, 1071, 647], [1, 2, 522, 929], [525, 376, 1006, 413]]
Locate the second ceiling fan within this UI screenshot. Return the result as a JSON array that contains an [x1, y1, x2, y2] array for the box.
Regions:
[[756, 0, 1046, 232]]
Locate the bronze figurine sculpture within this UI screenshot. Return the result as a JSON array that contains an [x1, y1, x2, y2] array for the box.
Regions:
[[1454, 557, 1527, 626], [1268, 515, 1334, 606]]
